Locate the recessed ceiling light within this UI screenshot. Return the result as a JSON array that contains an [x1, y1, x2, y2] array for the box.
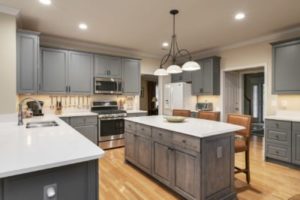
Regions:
[[78, 23, 88, 30], [235, 12, 245, 20], [162, 42, 169, 47], [39, 0, 52, 5]]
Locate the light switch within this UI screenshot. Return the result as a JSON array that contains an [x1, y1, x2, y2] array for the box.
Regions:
[[43, 183, 57, 200], [217, 146, 223, 158]]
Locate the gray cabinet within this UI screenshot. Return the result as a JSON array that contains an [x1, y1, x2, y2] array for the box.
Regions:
[[272, 39, 300, 94], [125, 132, 136, 163], [136, 135, 152, 173], [0, 160, 98, 200], [292, 123, 300, 165], [40, 48, 68, 93], [122, 59, 141, 95], [94, 55, 122, 78], [60, 116, 98, 144], [17, 31, 39, 94], [192, 57, 220, 95], [69, 51, 93, 94], [171, 71, 192, 83]]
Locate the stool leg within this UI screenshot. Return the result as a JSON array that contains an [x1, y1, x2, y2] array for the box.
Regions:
[[245, 150, 250, 184]]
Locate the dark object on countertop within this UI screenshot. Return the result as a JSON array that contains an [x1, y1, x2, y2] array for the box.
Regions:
[[27, 101, 44, 116]]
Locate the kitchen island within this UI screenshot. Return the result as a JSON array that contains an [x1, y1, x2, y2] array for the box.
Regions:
[[0, 114, 104, 200], [124, 116, 244, 200]]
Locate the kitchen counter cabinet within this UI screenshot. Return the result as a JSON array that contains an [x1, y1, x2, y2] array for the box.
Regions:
[[125, 116, 243, 200]]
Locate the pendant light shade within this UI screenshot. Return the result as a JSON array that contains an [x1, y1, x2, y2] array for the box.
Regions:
[[182, 61, 201, 71], [167, 65, 182, 74], [154, 68, 168, 76]]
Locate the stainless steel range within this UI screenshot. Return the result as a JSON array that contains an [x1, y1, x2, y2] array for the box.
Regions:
[[91, 101, 127, 149]]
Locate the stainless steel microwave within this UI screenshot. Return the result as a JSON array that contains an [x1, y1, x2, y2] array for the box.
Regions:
[[94, 77, 122, 94]]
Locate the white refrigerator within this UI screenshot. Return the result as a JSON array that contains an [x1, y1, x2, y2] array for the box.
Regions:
[[163, 82, 197, 115]]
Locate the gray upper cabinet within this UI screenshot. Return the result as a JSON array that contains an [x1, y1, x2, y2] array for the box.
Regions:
[[122, 58, 141, 95], [69, 51, 93, 94], [192, 56, 220, 95], [40, 48, 68, 93], [171, 71, 192, 83], [94, 55, 122, 78], [17, 31, 39, 94], [272, 39, 300, 94]]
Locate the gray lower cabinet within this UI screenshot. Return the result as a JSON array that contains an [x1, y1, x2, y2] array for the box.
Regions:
[[265, 119, 300, 165], [0, 160, 98, 200], [17, 31, 40, 94], [68, 51, 93, 94], [94, 55, 122, 78], [122, 58, 141, 95], [60, 116, 98, 144], [192, 57, 220, 95], [272, 39, 300, 94], [40, 48, 68, 93], [125, 121, 235, 200]]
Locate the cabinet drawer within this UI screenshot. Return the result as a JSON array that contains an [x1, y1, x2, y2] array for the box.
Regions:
[[173, 133, 200, 152], [70, 116, 97, 127], [266, 143, 291, 162], [293, 122, 300, 131], [266, 120, 291, 131], [152, 128, 172, 144], [136, 124, 151, 137], [266, 129, 290, 145], [125, 121, 136, 133]]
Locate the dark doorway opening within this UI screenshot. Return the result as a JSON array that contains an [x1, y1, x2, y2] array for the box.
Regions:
[[243, 72, 264, 136], [140, 75, 159, 115]]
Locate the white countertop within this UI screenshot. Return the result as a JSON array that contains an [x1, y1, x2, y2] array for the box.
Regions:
[[57, 111, 98, 117], [125, 115, 244, 138], [0, 114, 104, 178]]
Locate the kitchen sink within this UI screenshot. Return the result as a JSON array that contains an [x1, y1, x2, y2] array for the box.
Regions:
[[26, 121, 59, 128]]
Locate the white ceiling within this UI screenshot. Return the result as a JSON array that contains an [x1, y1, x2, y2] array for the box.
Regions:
[[1, 0, 300, 57]]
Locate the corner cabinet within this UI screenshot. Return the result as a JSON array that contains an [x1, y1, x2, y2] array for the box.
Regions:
[[17, 31, 40, 94], [94, 55, 122, 78], [122, 58, 141, 95], [192, 57, 220, 95], [272, 39, 300, 94]]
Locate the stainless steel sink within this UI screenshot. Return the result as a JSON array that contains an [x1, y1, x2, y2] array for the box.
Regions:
[[26, 121, 59, 128]]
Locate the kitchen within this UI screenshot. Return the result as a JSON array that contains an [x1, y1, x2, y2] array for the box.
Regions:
[[1, 0, 300, 200]]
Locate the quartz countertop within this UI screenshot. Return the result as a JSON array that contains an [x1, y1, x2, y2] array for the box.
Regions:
[[56, 111, 98, 117], [0, 114, 104, 178], [125, 115, 244, 138]]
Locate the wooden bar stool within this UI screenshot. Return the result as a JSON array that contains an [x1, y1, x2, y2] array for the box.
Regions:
[[198, 111, 220, 121], [227, 113, 252, 184], [172, 109, 191, 117]]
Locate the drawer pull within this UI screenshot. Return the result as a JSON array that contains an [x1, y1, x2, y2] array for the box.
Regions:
[[159, 133, 162, 137], [182, 139, 186, 143], [276, 123, 279, 128], [141, 128, 145, 131], [275, 135, 279, 139], [275, 150, 279, 155]]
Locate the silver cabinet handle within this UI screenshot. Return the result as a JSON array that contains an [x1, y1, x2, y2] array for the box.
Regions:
[[47, 187, 56, 198]]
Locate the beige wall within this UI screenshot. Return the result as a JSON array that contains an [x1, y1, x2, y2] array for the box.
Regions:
[[0, 13, 16, 114]]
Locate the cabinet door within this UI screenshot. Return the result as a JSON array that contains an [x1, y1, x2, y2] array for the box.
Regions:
[[69, 51, 93, 94], [171, 73, 183, 83], [202, 59, 213, 94], [183, 71, 192, 82], [125, 132, 136, 163], [292, 126, 300, 165], [74, 126, 98, 144], [153, 142, 173, 186], [107, 57, 122, 78], [192, 61, 204, 95], [40, 48, 68, 93], [94, 55, 109, 77], [173, 150, 200, 200], [122, 59, 141, 94], [17, 32, 39, 94], [136, 136, 152, 173]]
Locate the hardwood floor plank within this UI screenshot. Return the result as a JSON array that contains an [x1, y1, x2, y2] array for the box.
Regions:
[[99, 136, 300, 200]]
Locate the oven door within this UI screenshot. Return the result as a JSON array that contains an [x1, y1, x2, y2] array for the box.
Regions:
[[94, 78, 122, 94], [98, 118, 124, 141]]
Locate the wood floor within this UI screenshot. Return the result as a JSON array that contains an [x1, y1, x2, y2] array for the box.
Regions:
[[99, 136, 300, 200]]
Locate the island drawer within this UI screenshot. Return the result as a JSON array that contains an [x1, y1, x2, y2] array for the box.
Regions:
[[265, 129, 291, 145], [70, 116, 97, 127], [152, 128, 172, 144], [293, 122, 300, 131], [266, 120, 291, 131], [136, 124, 151, 137], [265, 143, 291, 162], [125, 121, 136, 133], [172, 133, 200, 152]]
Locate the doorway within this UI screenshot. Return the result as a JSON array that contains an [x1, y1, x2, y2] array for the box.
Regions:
[[140, 75, 159, 115]]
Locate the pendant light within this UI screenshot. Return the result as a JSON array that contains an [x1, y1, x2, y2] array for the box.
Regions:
[[154, 9, 201, 76]]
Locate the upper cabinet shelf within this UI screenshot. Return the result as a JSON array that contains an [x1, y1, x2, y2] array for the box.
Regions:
[[272, 39, 300, 94]]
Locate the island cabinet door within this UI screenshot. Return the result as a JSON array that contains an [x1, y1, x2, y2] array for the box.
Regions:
[[136, 136, 152, 174], [292, 123, 300, 165], [152, 142, 173, 186], [125, 132, 137, 163], [173, 150, 200, 200]]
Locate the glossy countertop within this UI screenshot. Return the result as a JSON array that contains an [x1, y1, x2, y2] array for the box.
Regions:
[[0, 114, 104, 178], [125, 115, 244, 138]]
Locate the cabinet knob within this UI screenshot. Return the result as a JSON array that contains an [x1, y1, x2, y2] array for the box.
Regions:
[[275, 123, 279, 128], [159, 133, 162, 137], [182, 139, 186, 143], [46, 187, 56, 198]]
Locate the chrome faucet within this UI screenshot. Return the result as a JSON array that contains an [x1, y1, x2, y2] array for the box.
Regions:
[[18, 97, 42, 126]]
